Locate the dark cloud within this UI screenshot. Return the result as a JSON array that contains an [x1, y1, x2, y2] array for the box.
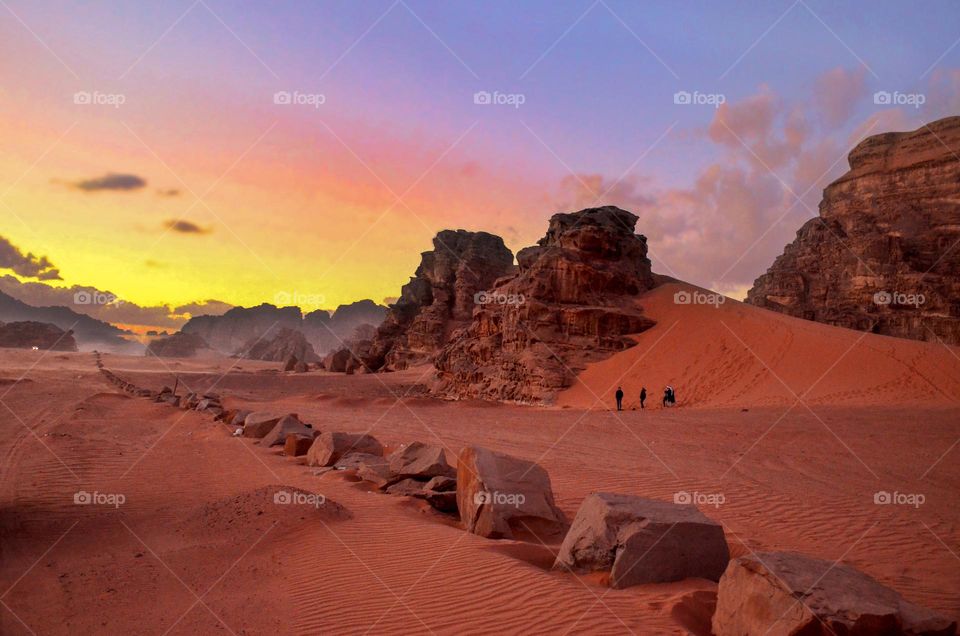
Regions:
[[173, 300, 234, 317], [0, 235, 61, 280], [165, 219, 210, 234], [0, 275, 232, 329], [72, 173, 147, 192], [156, 188, 181, 197]]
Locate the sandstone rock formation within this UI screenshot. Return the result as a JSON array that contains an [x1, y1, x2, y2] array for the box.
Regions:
[[363, 230, 514, 371], [748, 116, 960, 345], [554, 493, 729, 588], [434, 206, 657, 402], [238, 327, 319, 363], [456, 445, 566, 539], [183, 300, 386, 356], [713, 551, 956, 635], [0, 321, 78, 351], [145, 331, 210, 358]]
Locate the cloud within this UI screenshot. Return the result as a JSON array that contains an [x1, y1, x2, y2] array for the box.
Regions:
[[814, 67, 868, 129], [173, 300, 233, 316], [0, 275, 232, 329], [72, 173, 147, 191], [156, 188, 181, 197], [554, 68, 892, 297], [0, 235, 61, 280], [165, 219, 210, 234]]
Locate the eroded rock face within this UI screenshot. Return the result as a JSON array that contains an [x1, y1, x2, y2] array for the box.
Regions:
[[747, 116, 960, 345], [434, 207, 657, 403], [145, 332, 210, 358], [554, 493, 729, 588], [238, 327, 319, 363], [364, 230, 515, 372], [456, 445, 566, 540], [713, 551, 957, 636], [0, 321, 78, 351]]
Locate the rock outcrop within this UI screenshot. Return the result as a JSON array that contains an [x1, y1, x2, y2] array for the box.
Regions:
[[434, 206, 657, 402], [713, 551, 957, 636], [456, 445, 566, 540], [237, 327, 319, 363], [183, 300, 387, 356], [363, 230, 514, 371], [145, 331, 210, 358], [747, 116, 960, 345], [554, 493, 729, 588], [0, 321, 78, 351]]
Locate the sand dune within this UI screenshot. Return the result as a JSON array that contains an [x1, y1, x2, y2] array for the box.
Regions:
[[558, 281, 960, 410], [1, 323, 958, 634]]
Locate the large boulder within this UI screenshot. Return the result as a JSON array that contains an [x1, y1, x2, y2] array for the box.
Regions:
[[260, 415, 315, 447], [284, 434, 315, 457], [307, 432, 383, 467], [747, 116, 960, 345], [554, 493, 729, 588], [387, 442, 456, 481], [433, 206, 657, 403], [713, 551, 957, 636], [323, 348, 360, 373], [363, 230, 515, 371], [242, 412, 286, 438], [456, 445, 566, 539]]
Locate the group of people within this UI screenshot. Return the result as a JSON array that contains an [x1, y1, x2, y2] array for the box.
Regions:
[[614, 385, 676, 411]]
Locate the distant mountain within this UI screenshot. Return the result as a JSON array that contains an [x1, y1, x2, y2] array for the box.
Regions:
[[181, 299, 387, 356], [0, 290, 132, 349]]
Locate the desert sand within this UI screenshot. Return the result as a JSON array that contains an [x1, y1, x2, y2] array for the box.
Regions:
[[1, 282, 958, 634]]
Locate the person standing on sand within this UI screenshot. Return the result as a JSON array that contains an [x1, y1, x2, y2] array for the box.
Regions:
[[640, 387, 647, 409], [615, 386, 624, 411]]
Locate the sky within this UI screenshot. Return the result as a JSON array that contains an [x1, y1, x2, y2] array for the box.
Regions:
[[0, 0, 958, 331]]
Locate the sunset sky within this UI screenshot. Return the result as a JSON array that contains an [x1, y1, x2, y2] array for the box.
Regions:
[[0, 0, 958, 330]]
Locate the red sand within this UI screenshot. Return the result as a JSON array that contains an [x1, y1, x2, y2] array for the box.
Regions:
[[1, 291, 958, 634]]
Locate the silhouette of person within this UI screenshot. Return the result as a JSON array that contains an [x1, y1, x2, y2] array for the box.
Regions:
[[640, 387, 647, 409], [615, 386, 624, 411]]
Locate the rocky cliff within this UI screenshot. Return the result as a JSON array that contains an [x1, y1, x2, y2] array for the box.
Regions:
[[0, 321, 78, 351], [433, 206, 657, 403], [181, 300, 386, 356], [237, 327, 320, 363], [747, 116, 960, 345], [363, 230, 515, 371]]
